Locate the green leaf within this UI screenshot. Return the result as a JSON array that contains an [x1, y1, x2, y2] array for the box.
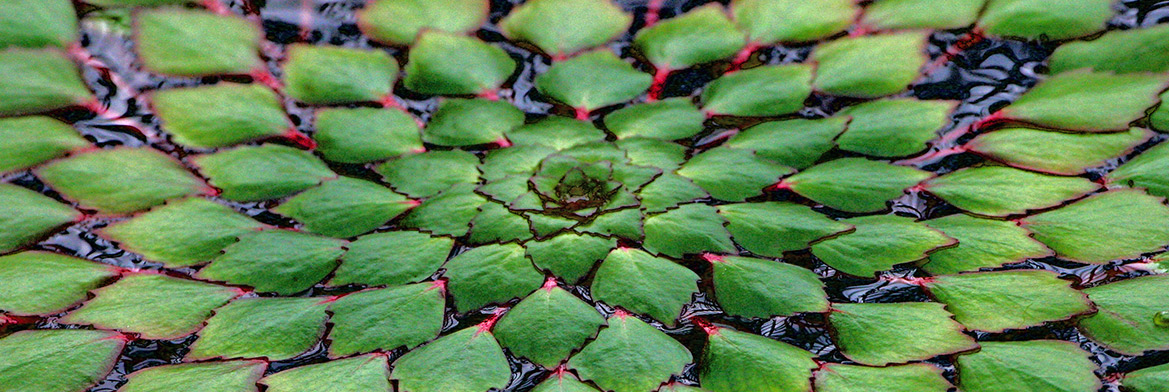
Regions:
[[329, 231, 452, 287], [495, 283, 606, 367], [134, 9, 260, 76], [262, 354, 390, 392], [811, 215, 955, 277], [717, 202, 852, 257], [535, 50, 652, 112], [0, 330, 125, 392], [391, 327, 510, 392], [61, 274, 238, 339], [616, 137, 687, 170], [568, 313, 692, 392], [923, 166, 1100, 216], [710, 255, 829, 318], [860, 0, 985, 30], [1022, 189, 1169, 263], [1106, 140, 1169, 198], [152, 83, 289, 149], [0, 116, 88, 173], [274, 177, 414, 238], [401, 183, 486, 236], [283, 44, 397, 104], [956, 341, 1100, 392], [605, 98, 705, 140], [188, 297, 328, 361], [811, 32, 928, 98], [528, 213, 578, 237], [678, 147, 794, 201], [525, 233, 616, 282], [1154, 91, 1169, 132], [507, 117, 607, 151], [480, 146, 556, 182], [327, 282, 446, 357], [731, 0, 857, 43], [357, 0, 487, 45], [638, 174, 709, 213], [829, 302, 977, 366], [1000, 70, 1169, 132], [591, 248, 699, 325], [36, 147, 208, 214], [532, 373, 601, 392], [194, 144, 335, 202], [1124, 363, 1169, 392], [978, 0, 1114, 40], [920, 214, 1052, 275], [836, 98, 956, 157], [700, 327, 817, 392], [378, 149, 481, 198], [196, 230, 346, 295], [314, 108, 423, 164], [403, 32, 515, 95], [643, 203, 736, 258], [468, 202, 533, 244], [724, 117, 847, 169], [0, 183, 78, 253], [1049, 24, 1169, 74], [118, 361, 266, 392], [0, 251, 115, 316], [443, 243, 543, 312], [1079, 274, 1169, 355], [782, 158, 934, 213], [0, 0, 77, 49], [814, 363, 952, 392], [966, 127, 1154, 175], [700, 64, 813, 117], [574, 206, 645, 240], [100, 198, 263, 268], [925, 270, 1093, 332], [659, 384, 706, 392], [634, 4, 745, 69], [0, 48, 91, 116], [423, 98, 524, 146], [500, 0, 630, 56], [84, 0, 192, 5]]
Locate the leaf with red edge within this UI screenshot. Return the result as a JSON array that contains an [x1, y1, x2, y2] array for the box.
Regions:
[[709, 255, 830, 318], [861, 0, 985, 30], [700, 64, 813, 117], [781, 158, 934, 213], [468, 202, 534, 244], [358, 0, 487, 45], [443, 243, 543, 312], [924, 270, 1094, 332], [100, 198, 264, 268], [998, 70, 1169, 132], [187, 297, 329, 361], [0, 0, 77, 49], [194, 144, 336, 202], [61, 273, 239, 339], [567, 312, 692, 392], [314, 108, 423, 164], [328, 231, 452, 287], [677, 147, 795, 201], [920, 214, 1052, 275], [724, 117, 848, 169], [196, 230, 346, 295], [500, 0, 631, 56], [531, 372, 601, 392], [36, 147, 208, 214], [378, 149, 482, 198], [0, 329, 125, 392], [1124, 362, 1169, 392], [0, 251, 116, 316], [151, 83, 290, 149], [0, 183, 79, 253], [731, 0, 858, 44], [391, 326, 511, 392], [811, 215, 955, 277], [642, 203, 736, 258], [403, 32, 515, 96], [422, 98, 525, 146], [535, 49, 652, 112], [261, 354, 390, 392], [829, 302, 978, 366], [1021, 189, 1169, 264], [835, 98, 956, 158], [814, 363, 953, 392], [591, 247, 699, 325], [811, 32, 928, 98], [273, 177, 416, 238], [1049, 24, 1169, 75], [495, 282, 606, 368], [134, 8, 261, 77], [922, 165, 1100, 217], [1153, 90, 1169, 132], [717, 201, 853, 257], [326, 282, 446, 357], [0, 116, 88, 173], [400, 182, 487, 237], [978, 0, 1114, 40], [1078, 274, 1169, 355], [118, 360, 267, 392], [0, 48, 92, 116], [1106, 140, 1169, 198], [506, 117, 607, 151], [966, 127, 1154, 175], [699, 326, 817, 392], [956, 340, 1100, 392], [605, 98, 706, 141], [633, 4, 745, 70], [525, 233, 616, 283], [283, 44, 397, 105]]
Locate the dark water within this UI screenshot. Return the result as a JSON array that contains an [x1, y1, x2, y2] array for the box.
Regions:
[[2, 0, 1168, 391]]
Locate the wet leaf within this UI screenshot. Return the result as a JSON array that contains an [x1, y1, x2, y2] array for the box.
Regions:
[[0, 116, 87, 173], [700, 64, 813, 117], [531, 373, 601, 392], [966, 127, 1154, 175], [118, 361, 266, 392], [633, 4, 745, 69], [731, 0, 857, 44], [100, 198, 263, 268], [151, 83, 289, 148], [1049, 24, 1169, 74], [61, 274, 238, 339], [188, 297, 328, 361], [811, 215, 955, 277], [829, 302, 977, 366], [443, 243, 543, 312], [134, 8, 260, 76], [422, 98, 524, 146], [480, 147, 555, 183], [1106, 140, 1169, 198], [617, 137, 687, 170], [978, 0, 1114, 40], [925, 270, 1093, 332], [568, 313, 692, 392], [1021, 189, 1169, 264], [403, 32, 515, 95], [814, 363, 952, 392], [283, 44, 397, 105], [495, 284, 606, 367], [605, 98, 705, 140], [782, 158, 934, 213], [999, 70, 1169, 132], [196, 230, 346, 295], [716, 202, 853, 257], [1154, 91, 1169, 132], [956, 340, 1100, 392], [326, 282, 445, 357], [262, 354, 389, 392], [638, 174, 709, 213], [378, 149, 481, 198], [314, 108, 423, 164], [710, 255, 830, 318], [0, 330, 125, 392], [811, 32, 928, 98], [0, 0, 77, 49], [391, 326, 510, 392], [659, 384, 705, 392], [194, 144, 335, 202], [358, 0, 487, 45], [37, 147, 208, 214], [860, 0, 985, 30], [0, 183, 79, 253], [643, 203, 736, 258], [1079, 274, 1169, 355], [525, 233, 616, 283], [274, 177, 414, 238], [724, 117, 848, 169], [500, 0, 631, 56], [922, 166, 1100, 216], [469, 202, 533, 244], [700, 327, 817, 392], [1123, 362, 1169, 392], [328, 231, 452, 287], [507, 117, 607, 150], [535, 50, 652, 112], [836, 98, 956, 157], [678, 147, 794, 201], [920, 214, 1052, 275], [401, 183, 486, 236], [591, 248, 699, 325], [0, 251, 116, 316], [0, 48, 91, 116]]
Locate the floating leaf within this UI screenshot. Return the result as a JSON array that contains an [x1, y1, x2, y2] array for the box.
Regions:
[[1049, 24, 1169, 74], [781, 158, 934, 213], [724, 117, 848, 169], [188, 297, 328, 361], [135, 8, 260, 76], [357, 0, 487, 45], [811, 32, 928, 98], [731, 0, 857, 44], [495, 283, 606, 367], [532, 373, 601, 392], [84, 0, 193, 5], [1106, 141, 1169, 198], [0, 183, 78, 253], [423, 98, 524, 146], [966, 127, 1154, 175], [860, 0, 985, 30], [391, 326, 510, 392], [920, 214, 1052, 275], [700, 326, 817, 392], [659, 384, 705, 392], [925, 270, 1093, 332], [605, 98, 705, 140], [508, 118, 606, 152], [314, 108, 422, 164], [401, 183, 486, 236], [194, 144, 335, 202], [978, 0, 1114, 40], [329, 231, 452, 287], [403, 32, 515, 95], [591, 248, 699, 325], [633, 4, 745, 69], [100, 198, 263, 268], [922, 166, 1100, 216], [196, 230, 346, 295], [327, 282, 446, 357], [710, 255, 830, 318], [525, 233, 616, 283], [643, 204, 735, 258], [836, 98, 956, 157], [678, 147, 794, 201], [283, 44, 397, 105], [717, 202, 853, 257], [617, 137, 687, 170], [443, 243, 543, 312], [151, 83, 289, 149], [700, 64, 813, 117], [62, 274, 238, 339], [0, 251, 116, 316], [274, 177, 414, 238], [998, 70, 1169, 132], [0, 330, 124, 392], [0, 0, 77, 49], [468, 202, 533, 244], [1079, 274, 1169, 355], [638, 174, 709, 213], [118, 361, 266, 392], [262, 354, 389, 392], [812, 215, 955, 277], [378, 149, 481, 198], [480, 147, 555, 183], [1124, 363, 1169, 392], [36, 147, 208, 214], [535, 50, 652, 112], [0, 48, 92, 116], [956, 340, 1100, 392], [829, 302, 977, 366], [500, 0, 631, 56], [1021, 189, 1169, 264], [1154, 91, 1169, 132], [568, 313, 692, 392], [814, 363, 952, 392], [0, 116, 88, 173]]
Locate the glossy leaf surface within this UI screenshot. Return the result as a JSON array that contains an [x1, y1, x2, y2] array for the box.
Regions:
[[1079, 275, 1169, 355]]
